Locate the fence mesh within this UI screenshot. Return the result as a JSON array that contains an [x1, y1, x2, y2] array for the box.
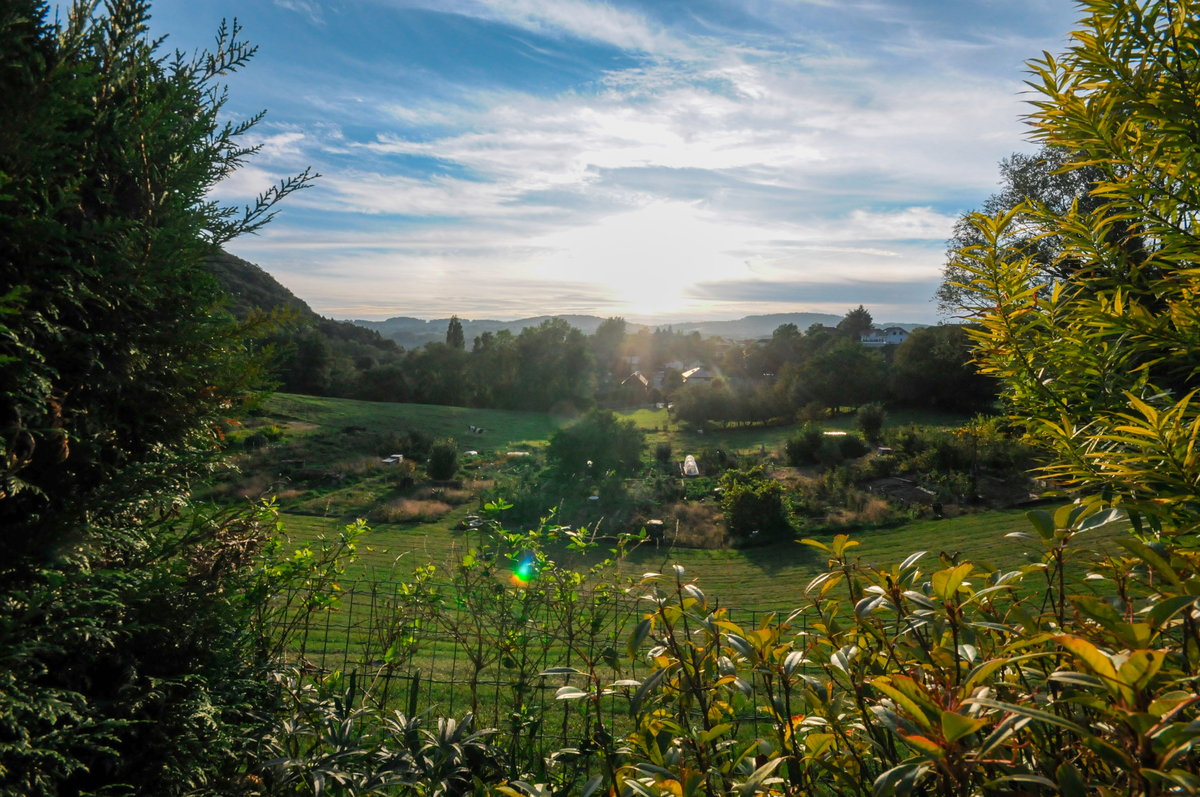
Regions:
[[275, 578, 809, 753]]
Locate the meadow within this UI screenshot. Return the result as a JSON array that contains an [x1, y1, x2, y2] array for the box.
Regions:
[[255, 394, 1121, 611], [247, 394, 1124, 743]]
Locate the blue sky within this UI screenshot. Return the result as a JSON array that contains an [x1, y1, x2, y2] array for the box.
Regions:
[[147, 0, 1080, 322]]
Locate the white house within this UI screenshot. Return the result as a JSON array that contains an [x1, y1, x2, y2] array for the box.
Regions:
[[861, 327, 909, 347]]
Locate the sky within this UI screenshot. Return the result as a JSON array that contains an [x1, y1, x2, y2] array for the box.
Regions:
[[145, 0, 1081, 323]]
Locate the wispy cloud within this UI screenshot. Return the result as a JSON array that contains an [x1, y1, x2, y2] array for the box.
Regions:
[[173, 0, 1081, 321], [274, 0, 324, 25]]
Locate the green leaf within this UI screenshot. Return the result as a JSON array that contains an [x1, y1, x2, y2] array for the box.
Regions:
[[941, 711, 987, 743], [872, 763, 929, 797], [629, 666, 668, 717], [1078, 507, 1124, 530], [983, 774, 1056, 790], [931, 562, 973, 602], [627, 618, 652, 658], [871, 679, 932, 730], [964, 696, 1089, 735], [1117, 539, 1183, 588], [1117, 650, 1163, 692], [800, 538, 831, 554], [1026, 510, 1055, 540], [1147, 595, 1198, 627], [699, 723, 733, 744], [1056, 762, 1087, 797], [540, 666, 583, 676], [1056, 635, 1122, 694], [737, 757, 785, 797], [580, 774, 604, 797]]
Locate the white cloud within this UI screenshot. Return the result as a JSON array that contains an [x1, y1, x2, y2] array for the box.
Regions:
[[390, 0, 691, 56], [208, 1, 1065, 322], [847, 207, 957, 240], [274, 0, 324, 25]]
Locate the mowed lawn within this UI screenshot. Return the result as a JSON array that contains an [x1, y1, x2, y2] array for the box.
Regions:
[[266, 393, 566, 454], [615, 406, 973, 456], [278, 507, 1129, 612]]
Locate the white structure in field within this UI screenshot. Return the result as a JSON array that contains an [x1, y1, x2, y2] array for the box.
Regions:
[[860, 327, 909, 347], [683, 455, 700, 477]]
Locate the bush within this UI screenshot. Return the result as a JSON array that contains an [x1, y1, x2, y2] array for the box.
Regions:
[[694, 447, 731, 476], [655, 441, 673, 463], [817, 437, 844, 467], [784, 424, 824, 466], [855, 402, 886, 442], [718, 467, 789, 541], [796, 401, 828, 423], [426, 439, 459, 480], [388, 429, 435, 461], [547, 410, 645, 477], [605, 506, 1200, 797], [837, 432, 870, 459]]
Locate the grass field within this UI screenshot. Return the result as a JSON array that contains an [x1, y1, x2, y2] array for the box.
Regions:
[[250, 394, 1101, 610], [278, 505, 1127, 611], [274, 503, 1128, 732], [615, 406, 972, 456], [231, 395, 1127, 738], [265, 393, 566, 454]]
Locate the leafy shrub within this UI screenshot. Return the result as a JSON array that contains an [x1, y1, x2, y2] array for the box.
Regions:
[[683, 476, 718, 501], [426, 439, 459, 481], [694, 446, 732, 476], [797, 400, 829, 423], [648, 472, 684, 503], [264, 671, 504, 796], [837, 432, 869, 459], [817, 437, 844, 467], [387, 429, 435, 461], [855, 402, 886, 442], [655, 441, 673, 462], [784, 424, 824, 466], [718, 467, 789, 541], [562, 505, 1200, 797], [547, 410, 645, 477]]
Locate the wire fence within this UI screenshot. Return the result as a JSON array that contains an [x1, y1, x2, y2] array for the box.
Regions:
[[276, 578, 809, 750]]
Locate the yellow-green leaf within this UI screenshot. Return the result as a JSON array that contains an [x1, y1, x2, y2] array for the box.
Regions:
[[941, 711, 987, 743]]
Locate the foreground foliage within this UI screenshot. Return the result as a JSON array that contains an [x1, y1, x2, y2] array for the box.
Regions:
[[0, 1, 311, 794], [952, 0, 1200, 536]]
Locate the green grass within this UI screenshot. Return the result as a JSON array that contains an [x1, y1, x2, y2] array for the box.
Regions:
[[615, 406, 973, 457], [266, 393, 566, 453], [279, 506, 1128, 611]]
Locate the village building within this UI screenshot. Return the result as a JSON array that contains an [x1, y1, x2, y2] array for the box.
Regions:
[[622, 371, 649, 389], [860, 326, 909, 347]]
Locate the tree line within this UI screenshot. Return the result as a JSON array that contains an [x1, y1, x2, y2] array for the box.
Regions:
[[673, 311, 996, 428]]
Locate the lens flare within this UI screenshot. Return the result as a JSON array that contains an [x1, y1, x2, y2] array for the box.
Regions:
[[511, 552, 537, 585]]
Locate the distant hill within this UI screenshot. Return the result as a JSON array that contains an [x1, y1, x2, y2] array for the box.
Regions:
[[204, 252, 398, 353], [672, 313, 925, 340], [353, 314, 611, 349], [206, 252, 924, 349], [352, 311, 925, 348]]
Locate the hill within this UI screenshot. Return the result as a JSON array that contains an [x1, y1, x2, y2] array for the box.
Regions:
[[353, 314, 611, 349], [205, 251, 399, 353], [670, 312, 925, 339], [351, 311, 926, 348]]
